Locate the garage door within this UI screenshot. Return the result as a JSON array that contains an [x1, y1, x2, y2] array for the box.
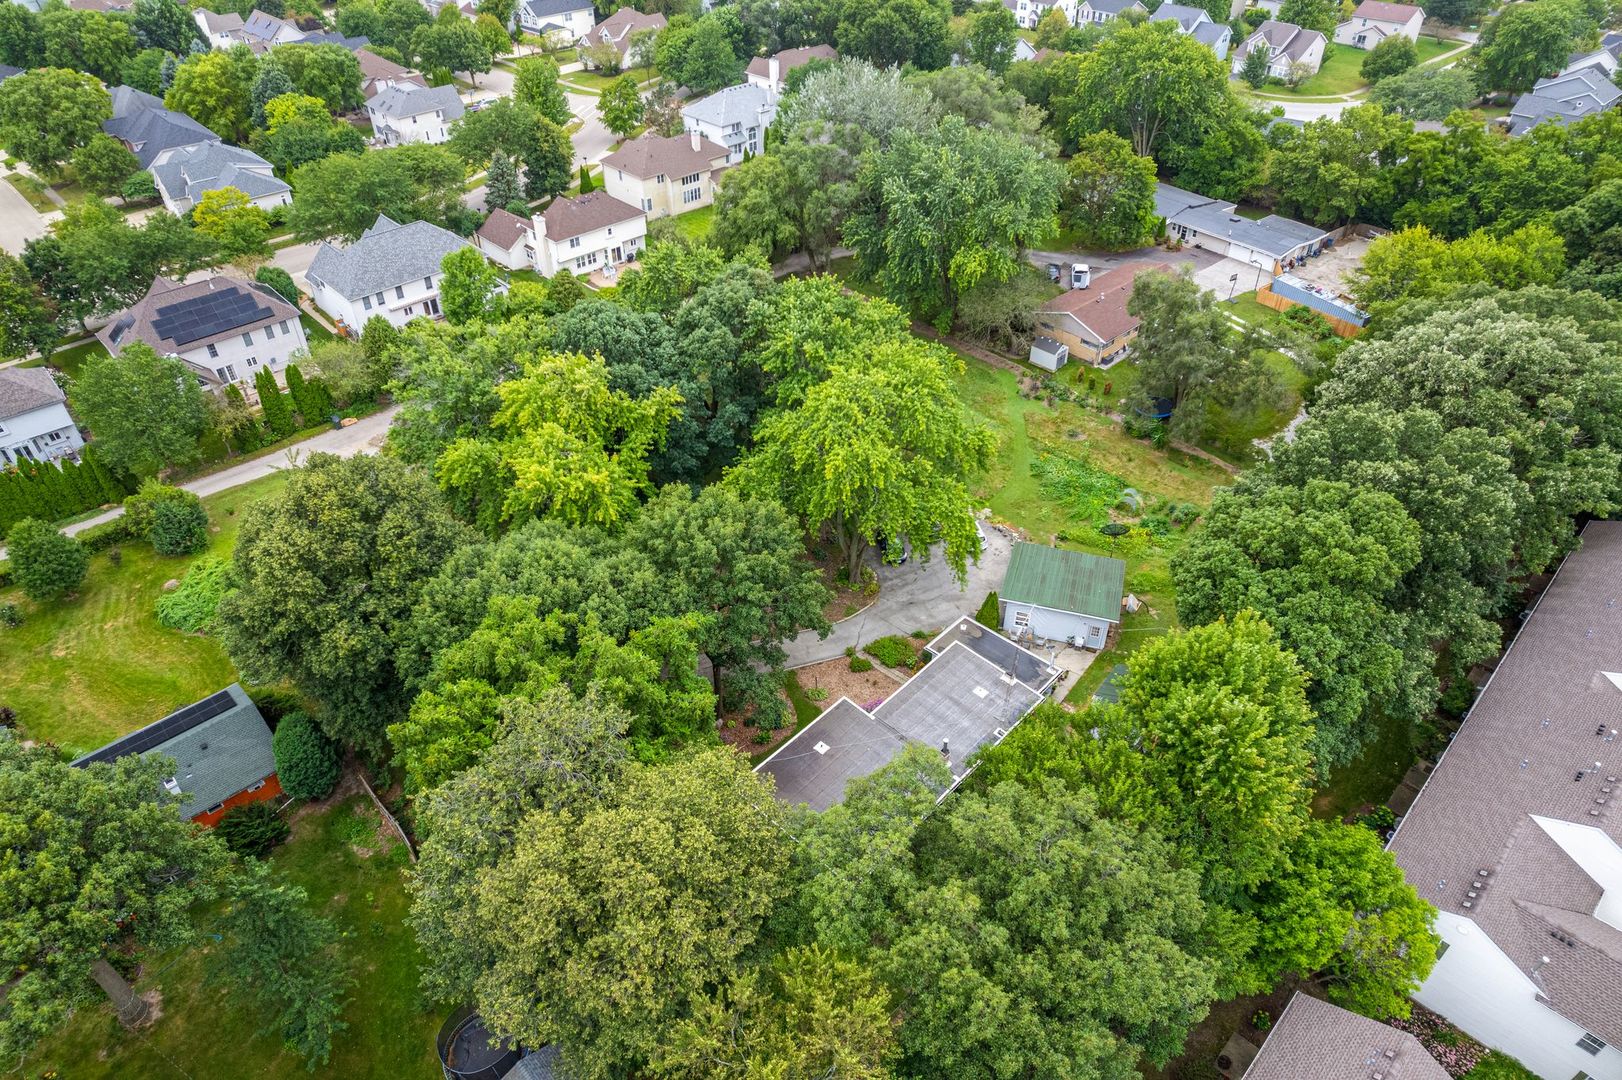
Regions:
[[1227, 243, 1266, 269]]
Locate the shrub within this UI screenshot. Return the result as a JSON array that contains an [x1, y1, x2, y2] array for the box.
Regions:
[[215, 800, 290, 858], [0, 704, 16, 727], [975, 590, 1000, 626], [254, 264, 299, 304], [76, 515, 139, 553], [1360, 34, 1417, 82], [864, 635, 917, 669], [155, 556, 235, 632], [125, 481, 208, 554], [0, 602, 20, 628], [848, 656, 873, 672], [271, 712, 341, 800], [6, 518, 88, 601]]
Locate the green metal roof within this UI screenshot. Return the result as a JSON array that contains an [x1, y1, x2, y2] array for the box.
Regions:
[[1001, 542, 1126, 622]]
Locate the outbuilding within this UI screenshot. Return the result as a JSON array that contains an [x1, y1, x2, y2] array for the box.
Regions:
[[998, 542, 1126, 650], [1029, 336, 1069, 372]]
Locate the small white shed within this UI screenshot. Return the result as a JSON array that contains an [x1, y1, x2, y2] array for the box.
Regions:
[[1030, 335, 1070, 372], [999, 541, 1126, 650]]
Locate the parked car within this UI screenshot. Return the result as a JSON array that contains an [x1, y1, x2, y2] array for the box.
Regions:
[[1046, 263, 1061, 283], [1070, 263, 1090, 289]]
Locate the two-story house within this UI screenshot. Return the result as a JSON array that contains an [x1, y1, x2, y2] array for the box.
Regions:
[[531, 191, 646, 277], [0, 368, 83, 466], [474, 208, 536, 270], [1074, 0, 1146, 24], [358, 47, 428, 99], [1002, 0, 1077, 30], [600, 131, 730, 219], [1231, 20, 1326, 79], [1149, 3, 1232, 58], [681, 83, 776, 164], [744, 44, 837, 94], [307, 214, 477, 331], [583, 7, 666, 67], [1333, 0, 1424, 49], [99, 276, 309, 396], [150, 142, 291, 215], [367, 83, 465, 145], [519, 0, 595, 40], [191, 6, 307, 51], [102, 85, 219, 170]]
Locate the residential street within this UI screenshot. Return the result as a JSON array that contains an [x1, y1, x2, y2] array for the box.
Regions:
[[0, 175, 53, 255], [782, 524, 1016, 669], [460, 67, 615, 209]]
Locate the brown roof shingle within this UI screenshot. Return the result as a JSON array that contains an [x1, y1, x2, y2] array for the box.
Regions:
[[1038, 260, 1172, 345], [600, 131, 729, 181], [745, 44, 838, 80], [476, 208, 533, 251], [98, 275, 299, 356], [538, 191, 643, 243], [1350, 0, 1424, 22], [1243, 994, 1449, 1080]]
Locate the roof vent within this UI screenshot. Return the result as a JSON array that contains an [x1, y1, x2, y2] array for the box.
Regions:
[[812, 741, 830, 755], [1383, 1049, 1396, 1059], [973, 686, 989, 699]]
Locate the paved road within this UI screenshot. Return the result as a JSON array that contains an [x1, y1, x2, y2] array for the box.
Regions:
[[461, 66, 615, 209], [1257, 36, 1475, 120], [0, 406, 399, 559], [0, 174, 53, 255], [270, 241, 322, 292], [782, 523, 1015, 669]]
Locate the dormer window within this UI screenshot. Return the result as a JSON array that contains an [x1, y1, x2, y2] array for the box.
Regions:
[[163, 777, 182, 796]]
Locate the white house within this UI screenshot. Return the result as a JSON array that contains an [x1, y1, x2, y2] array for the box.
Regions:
[[306, 215, 477, 332], [998, 542, 1125, 650], [681, 83, 776, 164], [744, 44, 837, 94], [98, 276, 308, 396], [583, 7, 666, 67], [1002, 0, 1077, 30], [192, 6, 306, 51], [531, 192, 646, 277], [518, 0, 594, 40], [1154, 181, 1331, 274], [1074, 0, 1146, 23], [0, 369, 83, 466], [599, 130, 730, 218], [1149, 2, 1232, 58], [1387, 519, 1622, 1080], [357, 47, 428, 99], [367, 83, 465, 145], [474, 208, 536, 271], [193, 7, 246, 48], [150, 142, 291, 215], [1231, 20, 1326, 79], [1333, 0, 1424, 49]]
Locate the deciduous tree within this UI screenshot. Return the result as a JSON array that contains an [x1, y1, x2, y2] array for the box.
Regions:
[[69, 344, 209, 477], [0, 67, 111, 175], [512, 54, 571, 125], [6, 518, 88, 601], [192, 185, 273, 258], [960, 5, 1017, 71], [1062, 21, 1227, 161], [1063, 131, 1158, 249], [166, 46, 259, 142], [70, 132, 140, 197], [599, 72, 643, 136]]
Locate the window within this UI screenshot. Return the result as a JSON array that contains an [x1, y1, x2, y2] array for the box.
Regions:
[[423, 276, 433, 290], [241, 331, 253, 346], [655, 173, 665, 182], [246, 779, 267, 792], [404, 305, 413, 315], [215, 364, 236, 381], [375, 292, 385, 306], [279, 319, 290, 334], [680, 171, 701, 186], [1577, 1034, 1606, 1056], [426, 297, 440, 316], [264, 323, 275, 339], [641, 197, 652, 211], [246, 356, 259, 367], [362, 295, 373, 310], [396, 285, 405, 299], [206, 342, 219, 358], [204, 802, 224, 815], [569, 236, 581, 248], [682, 186, 702, 204]]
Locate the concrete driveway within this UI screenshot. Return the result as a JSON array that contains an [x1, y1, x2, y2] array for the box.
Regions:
[[0, 174, 53, 255], [783, 522, 1016, 669]]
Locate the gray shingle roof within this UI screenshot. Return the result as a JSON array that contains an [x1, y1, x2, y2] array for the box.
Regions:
[[1242, 993, 1449, 1080], [195, 8, 244, 32], [1192, 21, 1231, 47], [0, 367, 65, 421], [1167, 197, 1329, 258], [307, 214, 473, 299], [368, 82, 465, 121], [71, 684, 276, 820], [150, 142, 289, 206], [681, 82, 775, 129], [1236, 20, 1324, 62], [522, 0, 591, 17], [103, 89, 221, 168], [1087, 0, 1145, 13], [1151, 2, 1210, 30], [1507, 68, 1621, 135], [600, 131, 728, 180], [1388, 519, 1622, 1047]]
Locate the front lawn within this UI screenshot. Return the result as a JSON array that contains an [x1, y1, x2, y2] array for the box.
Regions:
[[21, 336, 111, 377], [560, 65, 655, 93], [1260, 35, 1460, 97], [19, 794, 441, 1080], [0, 472, 289, 754]]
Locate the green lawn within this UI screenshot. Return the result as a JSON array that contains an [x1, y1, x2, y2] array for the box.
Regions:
[[301, 313, 336, 342], [1260, 36, 1460, 97], [21, 336, 111, 377], [0, 472, 289, 755], [1313, 703, 1415, 820], [20, 794, 441, 1080], [560, 65, 654, 93], [671, 203, 715, 242]]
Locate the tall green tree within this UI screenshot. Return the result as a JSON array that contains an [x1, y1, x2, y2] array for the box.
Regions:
[[1063, 131, 1159, 249], [288, 143, 468, 241], [835, 0, 952, 70], [410, 19, 492, 83], [1061, 21, 1228, 161], [754, 273, 909, 406], [1476, 0, 1588, 92], [484, 148, 520, 211], [0, 735, 229, 1054], [165, 46, 259, 142], [0, 2, 43, 68], [438, 245, 505, 325], [1267, 104, 1413, 226], [732, 337, 993, 583], [0, 67, 111, 176], [71, 132, 141, 197], [133, 0, 199, 53], [512, 55, 571, 125], [217, 453, 473, 757], [598, 73, 643, 137], [0, 253, 59, 360], [70, 344, 209, 477], [961, 5, 1017, 71], [271, 42, 366, 113]]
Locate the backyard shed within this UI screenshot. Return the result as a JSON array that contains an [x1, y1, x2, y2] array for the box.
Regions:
[[1029, 336, 1069, 371], [999, 542, 1126, 649]]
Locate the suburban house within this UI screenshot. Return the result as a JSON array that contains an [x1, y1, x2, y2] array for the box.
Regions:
[[759, 617, 1061, 811], [1386, 519, 1622, 1080], [744, 44, 837, 94], [583, 7, 666, 67], [1075, 0, 1147, 24], [1506, 65, 1621, 136], [1333, 0, 1424, 49], [474, 208, 536, 270], [192, 6, 308, 51], [367, 83, 465, 145], [357, 46, 428, 99], [530, 191, 647, 277], [681, 83, 777, 164], [72, 685, 282, 828], [600, 130, 730, 218], [0, 368, 83, 466], [151, 142, 291, 214], [999, 542, 1126, 651], [193, 7, 246, 47], [98, 275, 308, 394], [1035, 260, 1170, 366], [1231, 20, 1326, 79], [1155, 182, 1331, 274], [519, 0, 595, 40], [1240, 994, 1449, 1080], [307, 214, 477, 331], [102, 85, 219, 169], [1150, 3, 1231, 58], [1003, 0, 1077, 30]]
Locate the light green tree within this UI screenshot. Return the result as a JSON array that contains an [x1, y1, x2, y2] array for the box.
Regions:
[[1063, 131, 1159, 249], [512, 54, 571, 125], [0, 67, 110, 175], [69, 344, 209, 477], [192, 186, 273, 258], [599, 73, 644, 137], [1062, 21, 1228, 160], [438, 245, 505, 325]]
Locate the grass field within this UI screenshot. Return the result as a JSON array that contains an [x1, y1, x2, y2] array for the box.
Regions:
[[560, 65, 654, 93], [0, 472, 289, 754], [20, 794, 442, 1080], [1261, 36, 1460, 97], [21, 336, 111, 377], [671, 203, 715, 242]]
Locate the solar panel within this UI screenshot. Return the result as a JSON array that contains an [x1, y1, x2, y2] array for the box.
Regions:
[[150, 288, 273, 347], [73, 689, 239, 766]]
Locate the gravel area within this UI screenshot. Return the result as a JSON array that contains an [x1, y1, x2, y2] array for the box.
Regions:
[[792, 656, 907, 712]]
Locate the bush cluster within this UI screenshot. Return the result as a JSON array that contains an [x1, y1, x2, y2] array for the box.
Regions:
[[5, 518, 88, 601], [271, 712, 341, 800], [155, 556, 235, 632], [215, 800, 290, 858], [863, 635, 917, 669]]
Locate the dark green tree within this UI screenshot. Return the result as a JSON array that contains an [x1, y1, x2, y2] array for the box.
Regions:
[[69, 344, 208, 477], [6, 518, 88, 601], [270, 711, 341, 799]]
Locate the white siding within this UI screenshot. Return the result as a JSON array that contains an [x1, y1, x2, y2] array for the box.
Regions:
[[174, 316, 310, 394], [536, 216, 647, 277], [311, 273, 451, 332], [0, 402, 82, 465], [1000, 600, 1111, 649]]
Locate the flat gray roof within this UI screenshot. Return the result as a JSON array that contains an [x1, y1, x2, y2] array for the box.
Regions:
[[756, 698, 909, 812], [925, 616, 1061, 694]]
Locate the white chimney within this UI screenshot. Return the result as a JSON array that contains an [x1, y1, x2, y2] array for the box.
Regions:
[[689, 128, 701, 152], [767, 55, 780, 86], [532, 211, 546, 241]]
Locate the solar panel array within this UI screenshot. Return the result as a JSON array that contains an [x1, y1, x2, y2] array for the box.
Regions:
[[150, 288, 272, 347], [73, 688, 239, 766]]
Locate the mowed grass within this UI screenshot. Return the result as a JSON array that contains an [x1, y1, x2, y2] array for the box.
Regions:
[[671, 203, 715, 243], [20, 336, 112, 377], [1261, 36, 1461, 97], [20, 795, 442, 1080], [0, 471, 289, 754]]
